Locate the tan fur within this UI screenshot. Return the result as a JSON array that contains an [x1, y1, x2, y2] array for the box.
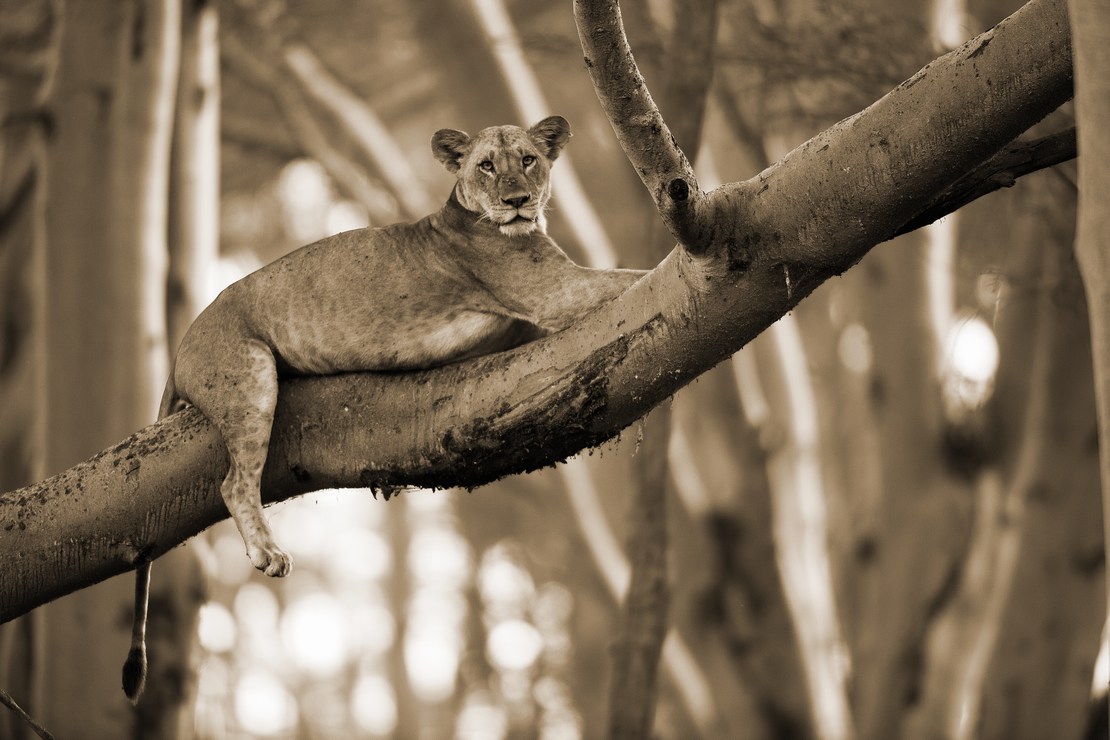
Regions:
[[124, 116, 644, 698]]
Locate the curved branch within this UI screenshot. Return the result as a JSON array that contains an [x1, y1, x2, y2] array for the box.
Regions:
[[0, 0, 1074, 622], [574, 0, 711, 251]]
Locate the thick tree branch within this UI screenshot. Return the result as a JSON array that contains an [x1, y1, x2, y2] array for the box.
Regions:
[[0, 0, 1074, 622]]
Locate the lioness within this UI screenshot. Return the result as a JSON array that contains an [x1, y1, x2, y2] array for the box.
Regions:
[[123, 116, 645, 699]]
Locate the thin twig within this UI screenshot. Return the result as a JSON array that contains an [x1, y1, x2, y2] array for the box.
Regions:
[[0, 688, 55, 740]]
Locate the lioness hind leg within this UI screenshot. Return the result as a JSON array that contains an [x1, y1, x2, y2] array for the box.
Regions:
[[189, 339, 293, 577]]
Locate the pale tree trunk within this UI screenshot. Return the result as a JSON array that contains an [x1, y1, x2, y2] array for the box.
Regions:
[[846, 234, 973, 740], [37, 1, 179, 736], [133, 1, 219, 737], [976, 169, 1103, 740], [167, 0, 219, 349], [1068, 0, 1110, 719], [0, 122, 46, 740]]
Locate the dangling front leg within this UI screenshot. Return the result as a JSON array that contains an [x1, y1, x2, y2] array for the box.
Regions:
[[187, 339, 293, 576]]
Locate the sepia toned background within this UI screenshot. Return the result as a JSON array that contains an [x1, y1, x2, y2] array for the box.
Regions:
[[0, 0, 1102, 738]]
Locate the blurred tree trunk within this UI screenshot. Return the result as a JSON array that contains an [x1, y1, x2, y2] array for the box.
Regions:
[[37, 0, 179, 736], [0, 1, 56, 734], [902, 138, 1101, 740], [672, 369, 816, 740], [131, 1, 221, 737], [168, 0, 219, 350], [839, 233, 973, 740], [410, 0, 516, 135], [1068, 0, 1110, 718], [977, 167, 1102, 740]]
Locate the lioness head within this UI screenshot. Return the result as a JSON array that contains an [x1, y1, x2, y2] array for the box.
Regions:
[[431, 116, 571, 237]]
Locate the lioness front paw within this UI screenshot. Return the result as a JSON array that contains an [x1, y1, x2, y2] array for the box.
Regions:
[[247, 541, 294, 577]]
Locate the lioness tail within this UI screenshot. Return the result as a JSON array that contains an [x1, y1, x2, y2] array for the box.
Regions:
[[123, 370, 181, 701]]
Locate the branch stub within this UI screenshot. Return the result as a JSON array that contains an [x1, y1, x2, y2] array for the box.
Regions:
[[667, 177, 690, 202]]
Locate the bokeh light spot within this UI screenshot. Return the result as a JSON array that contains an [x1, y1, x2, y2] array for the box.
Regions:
[[351, 673, 398, 736], [234, 669, 297, 737], [280, 592, 350, 676], [487, 618, 544, 672], [198, 601, 237, 654]]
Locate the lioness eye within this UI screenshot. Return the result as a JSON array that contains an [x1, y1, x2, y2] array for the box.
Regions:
[[522, 155, 536, 167], [479, 160, 494, 172]]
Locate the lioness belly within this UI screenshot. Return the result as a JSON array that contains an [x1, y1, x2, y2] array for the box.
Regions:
[[267, 310, 520, 375], [399, 311, 520, 368]]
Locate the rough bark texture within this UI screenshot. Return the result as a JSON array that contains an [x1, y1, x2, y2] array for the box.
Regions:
[[0, 0, 1075, 628]]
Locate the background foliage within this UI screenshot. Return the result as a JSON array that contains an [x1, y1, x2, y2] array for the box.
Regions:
[[0, 0, 1102, 738]]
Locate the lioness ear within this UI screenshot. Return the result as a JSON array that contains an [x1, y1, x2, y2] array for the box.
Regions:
[[431, 129, 471, 172], [528, 116, 571, 161]]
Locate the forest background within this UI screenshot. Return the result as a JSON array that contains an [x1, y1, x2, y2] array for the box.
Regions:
[[0, 0, 1104, 738]]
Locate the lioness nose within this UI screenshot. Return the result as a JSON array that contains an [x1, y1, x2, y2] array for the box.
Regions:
[[502, 195, 530, 208]]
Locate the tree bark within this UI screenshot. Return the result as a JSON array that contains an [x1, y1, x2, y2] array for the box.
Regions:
[[0, 0, 1074, 628], [35, 0, 179, 736]]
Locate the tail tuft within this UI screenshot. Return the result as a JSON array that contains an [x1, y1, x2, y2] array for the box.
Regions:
[[122, 644, 147, 703]]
